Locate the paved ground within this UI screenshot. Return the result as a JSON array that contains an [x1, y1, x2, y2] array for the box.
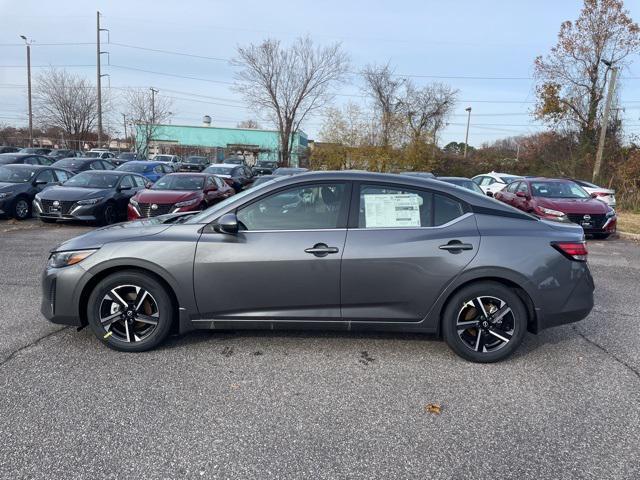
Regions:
[[1, 220, 639, 479]]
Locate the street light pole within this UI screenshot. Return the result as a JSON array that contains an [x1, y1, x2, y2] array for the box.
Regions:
[[593, 60, 618, 183], [122, 113, 127, 147], [463, 107, 472, 158], [20, 35, 33, 147]]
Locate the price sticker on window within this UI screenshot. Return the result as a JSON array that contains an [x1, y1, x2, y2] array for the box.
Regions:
[[364, 194, 421, 227]]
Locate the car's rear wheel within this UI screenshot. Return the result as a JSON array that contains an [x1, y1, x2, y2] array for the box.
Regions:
[[442, 281, 527, 363], [12, 196, 31, 220], [86, 271, 174, 352]]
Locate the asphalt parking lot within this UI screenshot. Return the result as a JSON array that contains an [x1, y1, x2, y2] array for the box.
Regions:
[[1, 220, 639, 479]]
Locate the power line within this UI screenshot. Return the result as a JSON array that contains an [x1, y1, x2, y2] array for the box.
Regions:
[[107, 64, 235, 85], [110, 42, 228, 62]]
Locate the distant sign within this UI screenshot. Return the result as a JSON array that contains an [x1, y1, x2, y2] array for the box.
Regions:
[[364, 194, 421, 228]]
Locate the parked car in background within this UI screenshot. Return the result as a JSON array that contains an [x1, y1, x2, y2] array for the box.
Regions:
[[203, 163, 254, 192], [0, 164, 74, 220], [19, 147, 52, 155], [223, 156, 246, 165], [34, 170, 147, 225], [48, 149, 78, 161], [399, 171, 436, 179], [436, 176, 485, 195], [494, 177, 616, 239], [0, 153, 54, 166], [51, 157, 116, 174], [128, 173, 234, 220], [0, 146, 20, 154], [180, 156, 210, 172], [252, 160, 278, 175], [85, 150, 116, 160], [272, 167, 309, 176], [116, 160, 173, 184], [153, 154, 182, 170], [571, 178, 616, 208], [42, 171, 594, 363], [250, 174, 280, 188], [472, 172, 524, 197], [112, 152, 140, 166]]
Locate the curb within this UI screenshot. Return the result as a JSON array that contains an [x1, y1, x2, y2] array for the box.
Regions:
[[616, 231, 640, 242]]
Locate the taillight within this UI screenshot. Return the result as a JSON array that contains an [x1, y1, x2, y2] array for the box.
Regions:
[[552, 241, 588, 262]]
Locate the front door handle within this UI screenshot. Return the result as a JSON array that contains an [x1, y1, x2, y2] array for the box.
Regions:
[[439, 241, 474, 253], [305, 243, 339, 257]]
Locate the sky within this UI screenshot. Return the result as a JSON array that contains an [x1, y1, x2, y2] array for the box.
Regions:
[[2, 0, 640, 146]]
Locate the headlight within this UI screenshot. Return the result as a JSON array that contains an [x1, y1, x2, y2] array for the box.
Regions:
[[0, 192, 12, 199], [76, 198, 101, 206], [536, 206, 566, 217], [130, 198, 138, 206], [606, 208, 616, 217], [174, 198, 200, 208], [47, 249, 97, 268]]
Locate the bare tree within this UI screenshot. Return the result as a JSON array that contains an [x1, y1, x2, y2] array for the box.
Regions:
[[33, 68, 104, 147], [361, 63, 405, 147], [400, 82, 458, 145], [233, 36, 349, 166], [534, 0, 640, 149], [123, 88, 173, 157], [236, 119, 261, 129]]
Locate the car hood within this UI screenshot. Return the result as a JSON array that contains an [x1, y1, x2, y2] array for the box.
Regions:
[[53, 221, 174, 251], [38, 186, 110, 201], [0, 182, 27, 193], [536, 197, 609, 214], [134, 189, 201, 203]]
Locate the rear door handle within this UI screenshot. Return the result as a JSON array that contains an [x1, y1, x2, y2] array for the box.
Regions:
[[439, 241, 474, 252], [305, 243, 339, 257]]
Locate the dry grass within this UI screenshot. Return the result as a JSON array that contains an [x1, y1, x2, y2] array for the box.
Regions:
[[617, 211, 640, 235]]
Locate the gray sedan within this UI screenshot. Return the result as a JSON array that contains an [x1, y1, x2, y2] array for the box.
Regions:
[[41, 171, 594, 362]]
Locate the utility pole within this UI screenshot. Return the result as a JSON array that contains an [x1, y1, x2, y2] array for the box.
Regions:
[[122, 113, 127, 146], [96, 11, 109, 147], [20, 35, 33, 147], [463, 107, 472, 158], [593, 61, 618, 183], [150, 88, 158, 124]]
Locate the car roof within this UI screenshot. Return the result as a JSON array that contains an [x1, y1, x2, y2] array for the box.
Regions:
[[0, 152, 37, 157], [436, 176, 472, 181], [208, 163, 240, 168], [164, 172, 209, 177], [525, 177, 573, 182], [121, 160, 157, 165], [0, 163, 52, 170], [77, 170, 130, 177]]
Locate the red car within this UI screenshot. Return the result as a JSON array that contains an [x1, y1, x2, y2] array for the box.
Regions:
[[128, 173, 234, 220], [494, 177, 617, 239]]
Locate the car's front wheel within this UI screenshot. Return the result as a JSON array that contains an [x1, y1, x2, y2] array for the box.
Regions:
[[86, 271, 174, 352], [442, 281, 527, 363], [12, 196, 31, 220]]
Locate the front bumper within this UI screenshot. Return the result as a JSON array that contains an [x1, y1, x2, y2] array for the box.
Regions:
[[41, 262, 93, 326], [33, 198, 101, 222]]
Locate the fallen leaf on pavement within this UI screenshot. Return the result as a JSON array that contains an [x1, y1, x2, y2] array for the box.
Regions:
[[425, 403, 442, 415]]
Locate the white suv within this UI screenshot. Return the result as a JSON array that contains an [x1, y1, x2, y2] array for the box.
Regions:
[[472, 172, 524, 197]]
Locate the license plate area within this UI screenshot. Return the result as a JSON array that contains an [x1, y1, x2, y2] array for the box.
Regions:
[[49, 206, 61, 215]]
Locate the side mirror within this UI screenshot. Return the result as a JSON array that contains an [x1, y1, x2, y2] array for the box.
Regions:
[[33, 180, 48, 186], [590, 192, 598, 198], [214, 213, 239, 235], [118, 185, 132, 192]]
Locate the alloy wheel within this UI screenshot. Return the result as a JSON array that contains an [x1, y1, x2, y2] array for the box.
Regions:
[[15, 199, 29, 219], [104, 205, 117, 224], [456, 296, 515, 353], [99, 284, 160, 343]]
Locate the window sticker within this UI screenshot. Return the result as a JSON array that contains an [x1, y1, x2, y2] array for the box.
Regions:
[[364, 194, 421, 227]]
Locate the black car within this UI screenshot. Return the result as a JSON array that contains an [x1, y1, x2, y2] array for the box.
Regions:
[[33, 170, 147, 225], [0, 153, 54, 166], [48, 149, 78, 160], [180, 156, 210, 172], [222, 156, 246, 165], [0, 164, 74, 220], [436, 176, 485, 195], [272, 167, 309, 176], [19, 147, 52, 155], [203, 164, 254, 192], [253, 160, 278, 175], [112, 152, 140, 166], [0, 146, 20, 154], [51, 157, 116, 174]]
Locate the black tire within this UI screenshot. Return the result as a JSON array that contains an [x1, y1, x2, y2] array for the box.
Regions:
[[100, 201, 118, 226], [11, 196, 31, 220], [592, 233, 610, 240], [86, 270, 174, 352], [442, 281, 528, 363]]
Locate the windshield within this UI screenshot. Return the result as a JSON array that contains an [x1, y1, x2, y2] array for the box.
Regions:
[[442, 178, 484, 194], [257, 161, 276, 167], [225, 158, 243, 164], [155, 155, 173, 161], [186, 156, 208, 164], [499, 175, 523, 184], [530, 181, 590, 199], [185, 180, 275, 224], [152, 175, 204, 190], [54, 158, 86, 168], [117, 163, 151, 173], [117, 153, 136, 159], [204, 166, 234, 175], [0, 166, 36, 183], [85, 152, 101, 158], [64, 172, 119, 189]]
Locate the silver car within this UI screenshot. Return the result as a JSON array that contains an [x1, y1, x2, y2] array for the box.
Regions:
[[41, 171, 594, 362]]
